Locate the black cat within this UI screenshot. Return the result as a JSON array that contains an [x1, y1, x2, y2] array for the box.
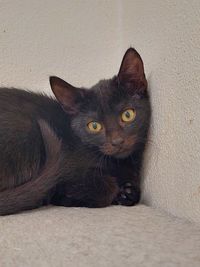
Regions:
[[0, 48, 151, 215]]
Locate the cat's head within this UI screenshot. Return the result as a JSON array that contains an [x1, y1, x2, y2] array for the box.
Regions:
[[50, 48, 151, 159]]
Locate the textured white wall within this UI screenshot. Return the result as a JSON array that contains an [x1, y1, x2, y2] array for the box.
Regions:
[[0, 0, 122, 92], [0, 0, 200, 223], [120, 0, 200, 223]]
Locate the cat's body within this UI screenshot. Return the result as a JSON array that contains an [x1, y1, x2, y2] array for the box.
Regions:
[[0, 48, 151, 215]]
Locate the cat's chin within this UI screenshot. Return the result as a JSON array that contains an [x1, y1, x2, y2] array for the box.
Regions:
[[112, 149, 132, 159]]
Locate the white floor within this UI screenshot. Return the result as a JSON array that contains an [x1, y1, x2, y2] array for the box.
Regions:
[[1, 205, 200, 267]]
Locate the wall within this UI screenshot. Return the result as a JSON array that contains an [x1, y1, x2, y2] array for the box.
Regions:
[[0, 0, 122, 92], [0, 0, 200, 223], [119, 0, 200, 223]]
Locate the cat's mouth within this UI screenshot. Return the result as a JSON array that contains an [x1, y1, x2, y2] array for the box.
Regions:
[[113, 148, 133, 159], [101, 136, 136, 159], [100, 146, 133, 159]]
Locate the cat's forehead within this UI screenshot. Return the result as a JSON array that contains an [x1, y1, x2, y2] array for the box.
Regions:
[[90, 78, 126, 110], [79, 78, 134, 120]]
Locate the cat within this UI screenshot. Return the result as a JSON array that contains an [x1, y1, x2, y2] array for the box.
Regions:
[[0, 48, 151, 215]]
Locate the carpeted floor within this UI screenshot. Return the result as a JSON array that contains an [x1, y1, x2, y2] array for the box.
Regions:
[[0, 205, 200, 267]]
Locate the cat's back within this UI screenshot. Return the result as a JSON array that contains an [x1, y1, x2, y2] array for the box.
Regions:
[[0, 87, 56, 113], [0, 87, 67, 126], [0, 87, 71, 143], [0, 88, 65, 191]]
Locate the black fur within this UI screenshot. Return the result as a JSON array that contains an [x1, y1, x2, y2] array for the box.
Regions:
[[0, 48, 151, 215]]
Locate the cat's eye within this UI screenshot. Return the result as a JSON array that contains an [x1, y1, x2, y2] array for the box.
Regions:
[[87, 121, 102, 133], [121, 109, 136, 123]]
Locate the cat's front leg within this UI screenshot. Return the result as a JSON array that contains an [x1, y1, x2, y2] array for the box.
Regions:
[[52, 175, 120, 208], [86, 175, 120, 208], [111, 159, 141, 206]]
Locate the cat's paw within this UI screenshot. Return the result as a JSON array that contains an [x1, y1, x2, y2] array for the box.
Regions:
[[113, 182, 140, 206]]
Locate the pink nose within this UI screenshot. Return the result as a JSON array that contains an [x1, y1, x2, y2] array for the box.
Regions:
[[111, 137, 124, 146]]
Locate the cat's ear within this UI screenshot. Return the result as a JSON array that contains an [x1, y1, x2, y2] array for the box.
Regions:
[[118, 48, 147, 93], [49, 76, 84, 114]]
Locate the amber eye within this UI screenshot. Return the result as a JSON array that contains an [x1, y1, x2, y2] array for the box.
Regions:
[[87, 121, 102, 133], [121, 109, 136, 123]]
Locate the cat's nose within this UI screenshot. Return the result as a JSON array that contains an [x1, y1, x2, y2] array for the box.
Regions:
[[111, 137, 124, 146]]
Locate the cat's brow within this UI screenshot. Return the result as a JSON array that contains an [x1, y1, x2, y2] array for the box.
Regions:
[[114, 101, 134, 113]]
